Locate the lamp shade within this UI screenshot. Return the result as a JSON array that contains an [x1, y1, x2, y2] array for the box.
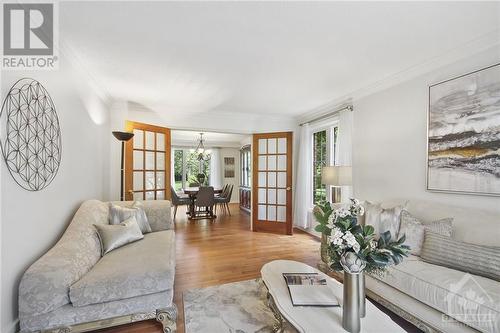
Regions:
[[112, 131, 134, 142], [321, 166, 352, 186]]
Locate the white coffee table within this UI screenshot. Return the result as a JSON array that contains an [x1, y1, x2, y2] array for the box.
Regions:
[[261, 260, 406, 333]]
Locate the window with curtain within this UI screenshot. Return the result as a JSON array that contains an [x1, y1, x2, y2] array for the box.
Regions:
[[312, 126, 338, 204], [312, 130, 327, 204], [172, 148, 211, 189], [173, 149, 184, 190]]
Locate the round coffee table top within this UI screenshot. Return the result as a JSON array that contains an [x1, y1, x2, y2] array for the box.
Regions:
[[260, 260, 405, 333]]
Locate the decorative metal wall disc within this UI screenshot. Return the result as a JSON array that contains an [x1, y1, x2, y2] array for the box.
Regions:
[[0, 78, 62, 191]]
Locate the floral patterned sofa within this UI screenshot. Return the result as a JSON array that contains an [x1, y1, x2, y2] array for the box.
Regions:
[[18, 199, 176, 333]]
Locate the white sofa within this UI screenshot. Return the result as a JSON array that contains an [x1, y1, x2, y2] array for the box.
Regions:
[[18, 200, 177, 333], [360, 199, 499, 333]]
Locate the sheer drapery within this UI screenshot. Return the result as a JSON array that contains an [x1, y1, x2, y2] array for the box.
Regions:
[[336, 109, 353, 202], [293, 124, 313, 228], [209, 148, 222, 189]]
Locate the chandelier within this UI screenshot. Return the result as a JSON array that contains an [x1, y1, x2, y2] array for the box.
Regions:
[[194, 133, 211, 162]]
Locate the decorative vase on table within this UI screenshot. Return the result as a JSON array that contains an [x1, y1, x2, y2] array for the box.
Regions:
[[358, 271, 366, 318], [313, 198, 411, 332], [341, 252, 366, 333]]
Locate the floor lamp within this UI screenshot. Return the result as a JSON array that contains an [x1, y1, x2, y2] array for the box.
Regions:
[[112, 131, 134, 201], [322, 166, 352, 203]]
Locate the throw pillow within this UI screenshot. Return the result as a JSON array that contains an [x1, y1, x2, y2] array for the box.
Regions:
[[109, 201, 152, 234], [398, 210, 453, 256], [94, 216, 144, 256], [364, 201, 406, 240], [421, 231, 500, 282]]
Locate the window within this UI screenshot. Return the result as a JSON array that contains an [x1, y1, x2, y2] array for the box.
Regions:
[[172, 148, 211, 190], [312, 126, 338, 205], [313, 130, 327, 204], [185, 150, 211, 186], [173, 149, 184, 190]]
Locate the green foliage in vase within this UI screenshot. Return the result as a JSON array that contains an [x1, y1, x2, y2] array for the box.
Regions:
[[314, 199, 410, 275]]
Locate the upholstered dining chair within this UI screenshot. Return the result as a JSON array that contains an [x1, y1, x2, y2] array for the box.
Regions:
[[215, 184, 228, 198], [170, 187, 190, 219], [194, 186, 215, 219], [215, 184, 233, 216]]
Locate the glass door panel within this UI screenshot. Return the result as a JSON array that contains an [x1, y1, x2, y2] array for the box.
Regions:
[[125, 122, 171, 201], [252, 132, 292, 235]]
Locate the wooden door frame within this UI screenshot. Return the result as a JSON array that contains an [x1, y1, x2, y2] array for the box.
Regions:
[[124, 121, 171, 201], [252, 131, 293, 235]]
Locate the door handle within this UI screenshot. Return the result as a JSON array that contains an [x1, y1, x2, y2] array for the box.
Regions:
[[286, 187, 292, 191]]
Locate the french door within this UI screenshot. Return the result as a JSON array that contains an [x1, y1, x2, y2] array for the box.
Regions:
[[125, 121, 171, 201], [252, 132, 293, 235]]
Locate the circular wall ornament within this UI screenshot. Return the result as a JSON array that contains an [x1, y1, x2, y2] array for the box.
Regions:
[[0, 78, 62, 191]]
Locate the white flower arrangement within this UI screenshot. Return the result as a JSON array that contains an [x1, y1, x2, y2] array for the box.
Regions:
[[314, 198, 410, 274]]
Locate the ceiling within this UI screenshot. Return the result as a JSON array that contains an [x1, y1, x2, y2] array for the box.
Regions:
[[60, 1, 499, 119], [171, 130, 248, 148]]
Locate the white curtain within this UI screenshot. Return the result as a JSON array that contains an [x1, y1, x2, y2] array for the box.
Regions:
[[209, 148, 223, 189], [336, 109, 353, 202], [293, 124, 313, 229], [171, 149, 176, 190]]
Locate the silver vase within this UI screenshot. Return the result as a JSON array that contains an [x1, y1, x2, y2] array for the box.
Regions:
[[359, 271, 366, 318], [342, 271, 361, 333]]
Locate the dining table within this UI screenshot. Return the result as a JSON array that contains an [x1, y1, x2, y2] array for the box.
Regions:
[[183, 187, 223, 219]]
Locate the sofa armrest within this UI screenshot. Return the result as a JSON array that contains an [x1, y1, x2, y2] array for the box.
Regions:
[[19, 200, 106, 318]]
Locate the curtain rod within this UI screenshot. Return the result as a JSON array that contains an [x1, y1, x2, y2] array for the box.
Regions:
[[299, 105, 353, 126]]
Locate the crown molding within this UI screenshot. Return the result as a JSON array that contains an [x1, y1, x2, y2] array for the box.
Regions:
[[296, 30, 500, 125]]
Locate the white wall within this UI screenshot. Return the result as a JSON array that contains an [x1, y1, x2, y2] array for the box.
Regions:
[[352, 45, 500, 213], [0, 66, 110, 333], [220, 148, 240, 203]]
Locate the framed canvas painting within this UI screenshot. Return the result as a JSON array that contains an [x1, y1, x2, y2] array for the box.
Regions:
[[427, 63, 500, 196], [224, 157, 235, 178]]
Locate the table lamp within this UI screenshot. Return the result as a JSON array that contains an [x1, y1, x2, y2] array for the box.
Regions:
[[321, 166, 352, 203]]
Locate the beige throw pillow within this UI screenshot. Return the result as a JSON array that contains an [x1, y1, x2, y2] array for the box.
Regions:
[[398, 210, 453, 256], [364, 201, 406, 240], [94, 216, 144, 256], [109, 201, 151, 234]]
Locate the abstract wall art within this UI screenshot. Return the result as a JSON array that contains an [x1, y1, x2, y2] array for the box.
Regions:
[[224, 157, 235, 178], [0, 78, 62, 191], [427, 63, 500, 196]]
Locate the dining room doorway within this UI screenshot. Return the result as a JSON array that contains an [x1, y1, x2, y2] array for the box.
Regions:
[[170, 130, 251, 219]]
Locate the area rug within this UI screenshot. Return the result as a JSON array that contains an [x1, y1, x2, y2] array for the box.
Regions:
[[183, 278, 420, 333], [183, 278, 297, 333]]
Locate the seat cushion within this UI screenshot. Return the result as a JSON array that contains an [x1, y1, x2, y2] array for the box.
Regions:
[[69, 230, 175, 307], [370, 256, 500, 333]]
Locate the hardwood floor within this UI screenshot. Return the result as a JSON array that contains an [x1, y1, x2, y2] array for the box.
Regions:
[[96, 203, 321, 333]]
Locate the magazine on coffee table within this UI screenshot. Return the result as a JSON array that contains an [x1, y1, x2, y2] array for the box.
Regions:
[[283, 273, 339, 307]]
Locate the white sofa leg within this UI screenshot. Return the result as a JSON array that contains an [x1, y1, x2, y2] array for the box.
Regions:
[[156, 305, 177, 333]]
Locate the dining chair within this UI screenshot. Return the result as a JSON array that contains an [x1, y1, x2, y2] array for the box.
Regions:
[[215, 184, 233, 216], [194, 186, 215, 219], [170, 187, 190, 219], [215, 184, 228, 198]]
